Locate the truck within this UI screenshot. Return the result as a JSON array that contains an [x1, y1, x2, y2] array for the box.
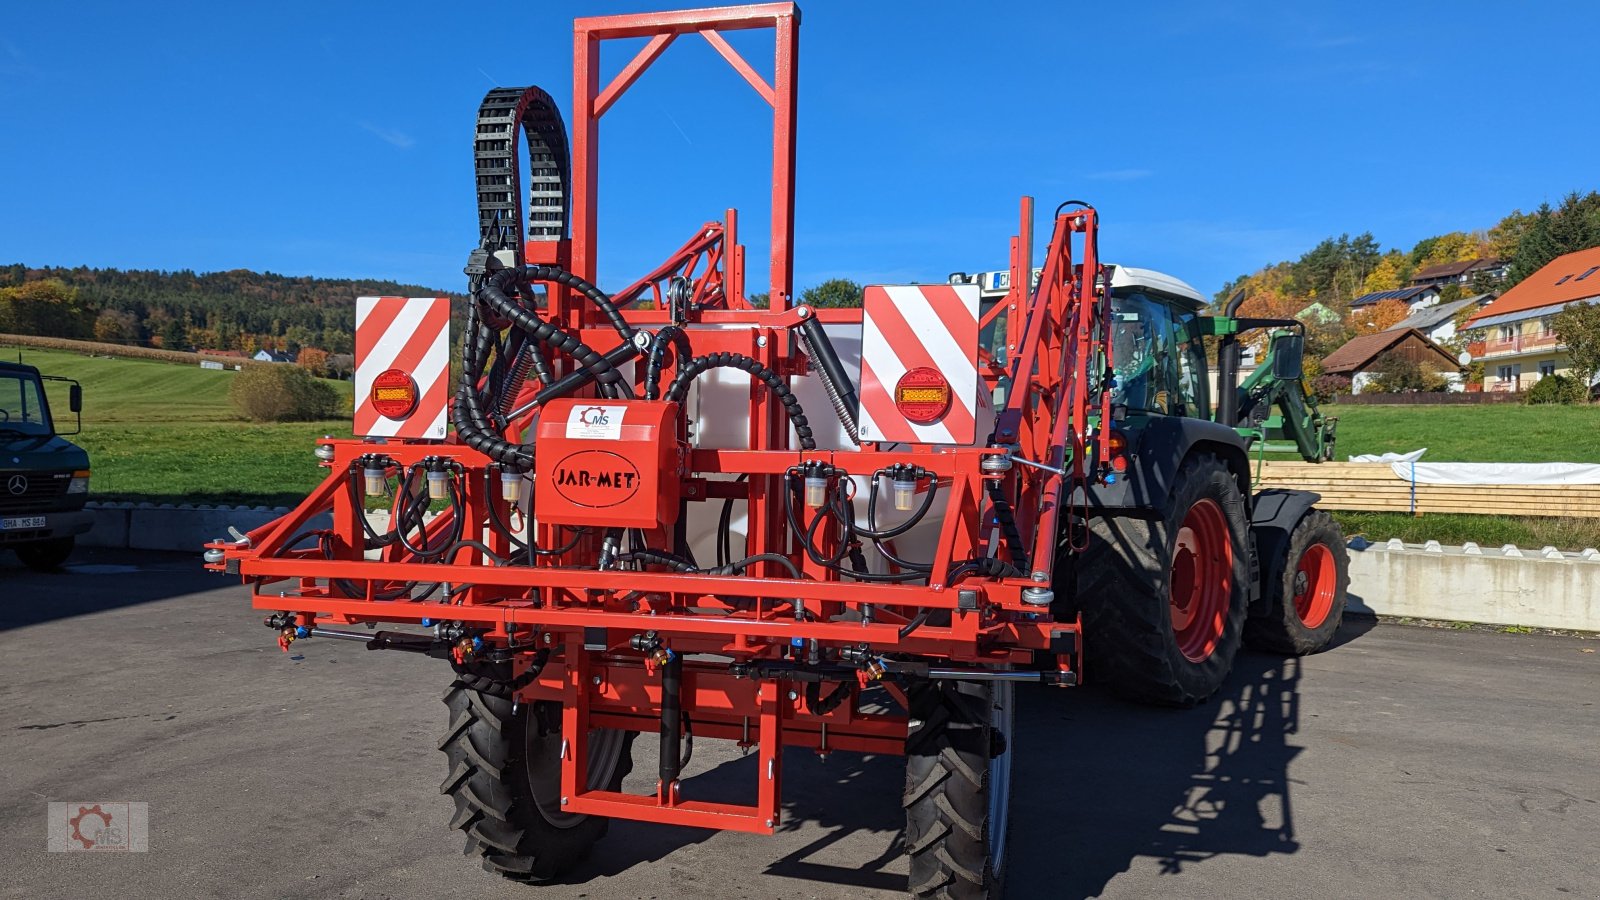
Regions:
[[209, 5, 1347, 896], [0, 359, 90, 570]]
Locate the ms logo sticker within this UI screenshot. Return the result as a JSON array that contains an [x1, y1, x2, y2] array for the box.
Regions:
[[566, 404, 626, 440]]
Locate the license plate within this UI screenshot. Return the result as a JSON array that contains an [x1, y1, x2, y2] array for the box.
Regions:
[[1, 516, 45, 530]]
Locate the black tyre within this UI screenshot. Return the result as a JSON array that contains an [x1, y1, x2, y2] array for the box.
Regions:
[[1244, 509, 1349, 655], [16, 537, 74, 572], [1074, 453, 1249, 707], [440, 680, 634, 883], [904, 678, 1015, 899]]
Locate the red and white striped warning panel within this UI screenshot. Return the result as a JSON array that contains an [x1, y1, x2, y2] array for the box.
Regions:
[[857, 284, 980, 445], [355, 296, 450, 439]]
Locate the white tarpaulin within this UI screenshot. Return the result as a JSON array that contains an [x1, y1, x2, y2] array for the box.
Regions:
[[1348, 448, 1600, 484], [1399, 462, 1600, 485]]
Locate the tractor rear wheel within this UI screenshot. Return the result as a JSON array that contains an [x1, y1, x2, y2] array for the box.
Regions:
[[1245, 509, 1349, 655], [440, 679, 634, 883], [1074, 453, 1249, 707], [904, 678, 1015, 899]]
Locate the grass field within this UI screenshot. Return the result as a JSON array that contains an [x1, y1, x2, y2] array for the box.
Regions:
[[15, 347, 352, 506], [11, 348, 1600, 545], [1319, 403, 1600, 463]]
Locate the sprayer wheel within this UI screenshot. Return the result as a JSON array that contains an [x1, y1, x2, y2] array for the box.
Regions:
[[440, 679, 633, 883], [903, 678, 1014, 900]]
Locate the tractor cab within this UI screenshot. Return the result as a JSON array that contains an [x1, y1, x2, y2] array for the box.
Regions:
[[1104, 266, 1210, 420]]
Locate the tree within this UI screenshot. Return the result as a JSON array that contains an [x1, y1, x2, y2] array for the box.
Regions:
[[93, 308, 140, 344], [746, 292, 770, 309], [297, 347, 330, 376], [1411, 231, 1487, 270], [1353, 299, 1410, 335], [799, 278, 863, 309], [1362, 254, 1404, 293], [158, 317, 190, 351], [1553, 300, 1600, 393], [0, 279, 93, 338]]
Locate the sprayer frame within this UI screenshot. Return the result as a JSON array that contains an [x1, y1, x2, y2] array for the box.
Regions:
[[214, 3, 1113, 837]]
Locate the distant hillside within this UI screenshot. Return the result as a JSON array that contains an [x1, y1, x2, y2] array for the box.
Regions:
[[0, 263, 463, 356]]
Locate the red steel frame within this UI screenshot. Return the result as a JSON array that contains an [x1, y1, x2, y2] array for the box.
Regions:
[[213, 3, 1113, 836]]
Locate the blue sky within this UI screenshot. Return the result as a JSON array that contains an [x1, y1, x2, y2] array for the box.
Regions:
[[2, 1, 1596, 300]]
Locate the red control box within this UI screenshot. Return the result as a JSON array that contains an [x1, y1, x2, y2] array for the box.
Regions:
[[534, 399, 682, 530]]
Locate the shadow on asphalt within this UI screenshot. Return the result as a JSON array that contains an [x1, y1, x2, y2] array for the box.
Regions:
[[563, 614, 1376, 897], [0, 547, 219, 631], [1007, 614, 1376, 898]]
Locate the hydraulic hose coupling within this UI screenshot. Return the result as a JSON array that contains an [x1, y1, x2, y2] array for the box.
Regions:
[[879, 463, 930, 512]]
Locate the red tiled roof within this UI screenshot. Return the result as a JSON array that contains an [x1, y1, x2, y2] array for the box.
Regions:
[[1466, 246, 1600, 325]]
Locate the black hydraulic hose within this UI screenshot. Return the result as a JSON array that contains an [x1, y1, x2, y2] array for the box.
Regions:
[[716, 474, 749, 568], [644, 325, 694, 401], [709, 552, 801, 579], [898, 611, 930, 638], [985, 482, 1028, 568], [665, 352, 815, 450], [615, 549, 699, 572], [455, 303, 532, 468], [948, 556, 1024, 582], [796, 312, 860, 443], [507, 339, 642, 417]]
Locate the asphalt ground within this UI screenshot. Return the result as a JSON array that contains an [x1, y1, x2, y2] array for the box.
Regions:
[[1, 548, 1595, 899]]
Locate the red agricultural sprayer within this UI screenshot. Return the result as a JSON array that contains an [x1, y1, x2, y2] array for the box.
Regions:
[[209, 4, 1348, 896]]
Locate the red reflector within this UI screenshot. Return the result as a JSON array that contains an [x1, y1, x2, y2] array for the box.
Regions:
[[894, 367, 952, 425], [371, 369, 419, 419]]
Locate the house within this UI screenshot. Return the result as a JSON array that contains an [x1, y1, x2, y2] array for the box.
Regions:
[[1321, 328, 1463, 394], [253, 350, 296, 364], [1409, 258, 1509, 288], [1465, 246, 1600, 392], [1350, 284, 1440, 313], [1387, 294, 1493, 345]]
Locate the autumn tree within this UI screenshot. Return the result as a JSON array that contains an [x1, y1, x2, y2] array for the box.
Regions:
[[0, 279, 93, 338], [93, 308, 140, 343], [1362, 253, 1405, 293], [297, 347, 330, 376], [1353, 299, 1410, 335]]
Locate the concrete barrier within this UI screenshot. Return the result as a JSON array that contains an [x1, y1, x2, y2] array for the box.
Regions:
[[74, 504, 1600, 632], [1346, 538, 1600, 631], [80, 502, 330, 552]]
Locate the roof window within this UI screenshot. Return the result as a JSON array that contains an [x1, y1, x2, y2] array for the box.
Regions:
[[1555, 274, 1572, 284], [1576, 266, 1600, 281]]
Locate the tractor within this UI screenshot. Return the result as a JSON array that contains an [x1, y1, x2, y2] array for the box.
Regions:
[[208, 4, 1347, 897]]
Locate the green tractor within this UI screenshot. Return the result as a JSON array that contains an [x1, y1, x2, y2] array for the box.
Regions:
[[1048, 268, 1346, 705]]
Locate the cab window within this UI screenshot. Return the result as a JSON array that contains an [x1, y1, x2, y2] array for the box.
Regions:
[[1109, 293, 1183, 415]]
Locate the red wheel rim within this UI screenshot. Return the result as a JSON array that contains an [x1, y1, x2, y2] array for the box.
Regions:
[[1293, 543, 1337, 629], [1169, 498, 1233, 663]]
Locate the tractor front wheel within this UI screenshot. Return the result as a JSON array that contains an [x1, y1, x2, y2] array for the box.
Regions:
[[904, 678, 1015, 899], [439, 679, 634, 883], [1245, 509, 1349, 655], [15, 537, 74, 572], [1073, 452, 1249, 707]]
